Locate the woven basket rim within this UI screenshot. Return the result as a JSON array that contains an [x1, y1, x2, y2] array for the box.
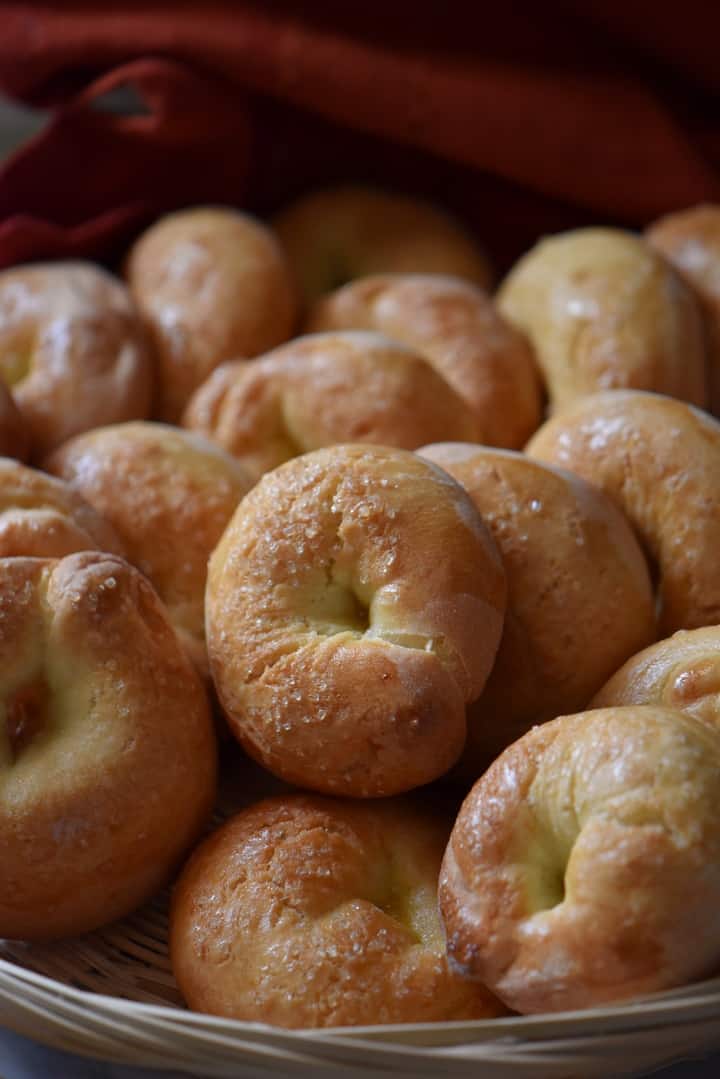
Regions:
[[2, 953, 720, 1044], [3, 956, 720, 1079]]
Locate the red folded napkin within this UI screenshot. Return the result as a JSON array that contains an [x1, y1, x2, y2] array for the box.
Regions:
[[1, 2, 719, 270]]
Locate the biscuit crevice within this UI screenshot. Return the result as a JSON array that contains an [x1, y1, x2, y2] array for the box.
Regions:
[[4, 679, 49, 763]]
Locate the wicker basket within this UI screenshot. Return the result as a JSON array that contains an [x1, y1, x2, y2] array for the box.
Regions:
[[2, 891, 720, 1079]]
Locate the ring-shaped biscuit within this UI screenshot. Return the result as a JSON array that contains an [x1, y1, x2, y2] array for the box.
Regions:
[[206, 444, 506, 796], [170, 793, 506, 1027], [647, 204, 720, 416], [183, 331, 481, 480], [272, 186, 492, 306], [497, 228, 708, 411], [0, 552, 216, 940], [440, 706, 720, 1013], [526, 390, 720, 634], [419, 444, 655, 771], [125, 207, 298, 421], [593, 626, 720, 732], [0, 262, 153, 458], [308, 275, 541, 448], [46, 421, 252, 667], [0, 458, 123, 560]]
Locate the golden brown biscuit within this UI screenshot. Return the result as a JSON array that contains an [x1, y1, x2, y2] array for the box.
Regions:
[[593, 626, 720, 732], [183, 331, 481, 480], [307, 275, 542, 448], [646, 204, 720, 415], [0, 457, 123, 560], [0, 552, 216, 940], [0, 382, 28, 460], [440, 706, 720, 1013], [0, 262, 153, 458], [526, 390, 720, 634], [273, 186, 492, 306], [206, 445, 506, 796], [497, 228, 707, 411], [126, 207, 298, 421], [46, 422, 252, 662], [171, 793, 506, 1027], [419, 444, 655, 772]]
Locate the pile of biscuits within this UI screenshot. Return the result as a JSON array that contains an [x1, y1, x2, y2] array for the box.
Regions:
[[2, 188, 720, 1027]]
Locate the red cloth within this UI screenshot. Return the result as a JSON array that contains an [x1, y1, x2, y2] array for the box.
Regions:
[[1, 2, 719, 271]]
